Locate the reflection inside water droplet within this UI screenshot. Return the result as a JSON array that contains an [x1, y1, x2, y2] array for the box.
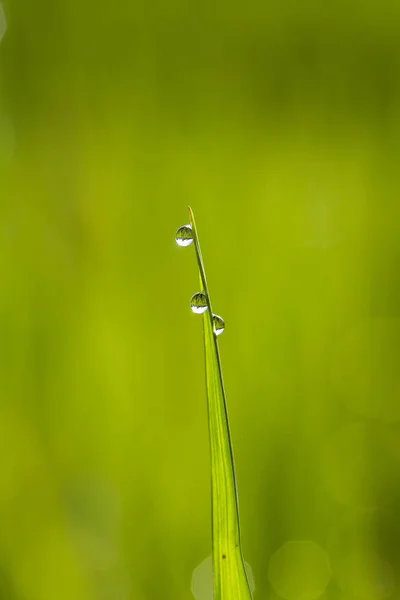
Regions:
[[175, 224, 193, 247], [213, 314, 225, 336], [191, 292, 208, 314]]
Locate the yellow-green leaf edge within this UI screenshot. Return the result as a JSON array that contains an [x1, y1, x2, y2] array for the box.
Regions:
[[188, 206, 253, 600]]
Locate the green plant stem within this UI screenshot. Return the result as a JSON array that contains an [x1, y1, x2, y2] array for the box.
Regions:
[[188, 206, 252, 600]]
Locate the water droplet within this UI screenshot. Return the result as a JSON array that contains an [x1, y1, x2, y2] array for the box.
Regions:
[[213, 314, 225, 336], [191, 292, 208, 314], [175, 224, 193, 247]]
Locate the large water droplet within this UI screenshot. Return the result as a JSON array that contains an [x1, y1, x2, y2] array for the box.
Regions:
[[175, 224, 193, 247], [213, 314, 225, 336], [191, 292, 208, 314]]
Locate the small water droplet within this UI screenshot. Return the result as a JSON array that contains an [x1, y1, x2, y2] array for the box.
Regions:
[[175, 224, 193, 247], [213, 314, 225, 336], [191, 292, 208, 314]]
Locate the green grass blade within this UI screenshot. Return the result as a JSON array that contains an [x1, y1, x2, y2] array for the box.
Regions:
[[188, 207, 252, 600]]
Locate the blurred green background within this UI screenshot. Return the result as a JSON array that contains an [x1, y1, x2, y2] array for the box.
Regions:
[[0, 1, 400, 599]]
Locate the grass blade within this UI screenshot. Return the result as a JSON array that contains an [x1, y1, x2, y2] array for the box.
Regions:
[[188, 206, 252, 600]]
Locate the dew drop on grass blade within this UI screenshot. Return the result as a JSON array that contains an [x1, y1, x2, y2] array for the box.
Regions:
[[191, 291, 209, 314], [176, 224, 194, 247], [212, 314, 225, 337]]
